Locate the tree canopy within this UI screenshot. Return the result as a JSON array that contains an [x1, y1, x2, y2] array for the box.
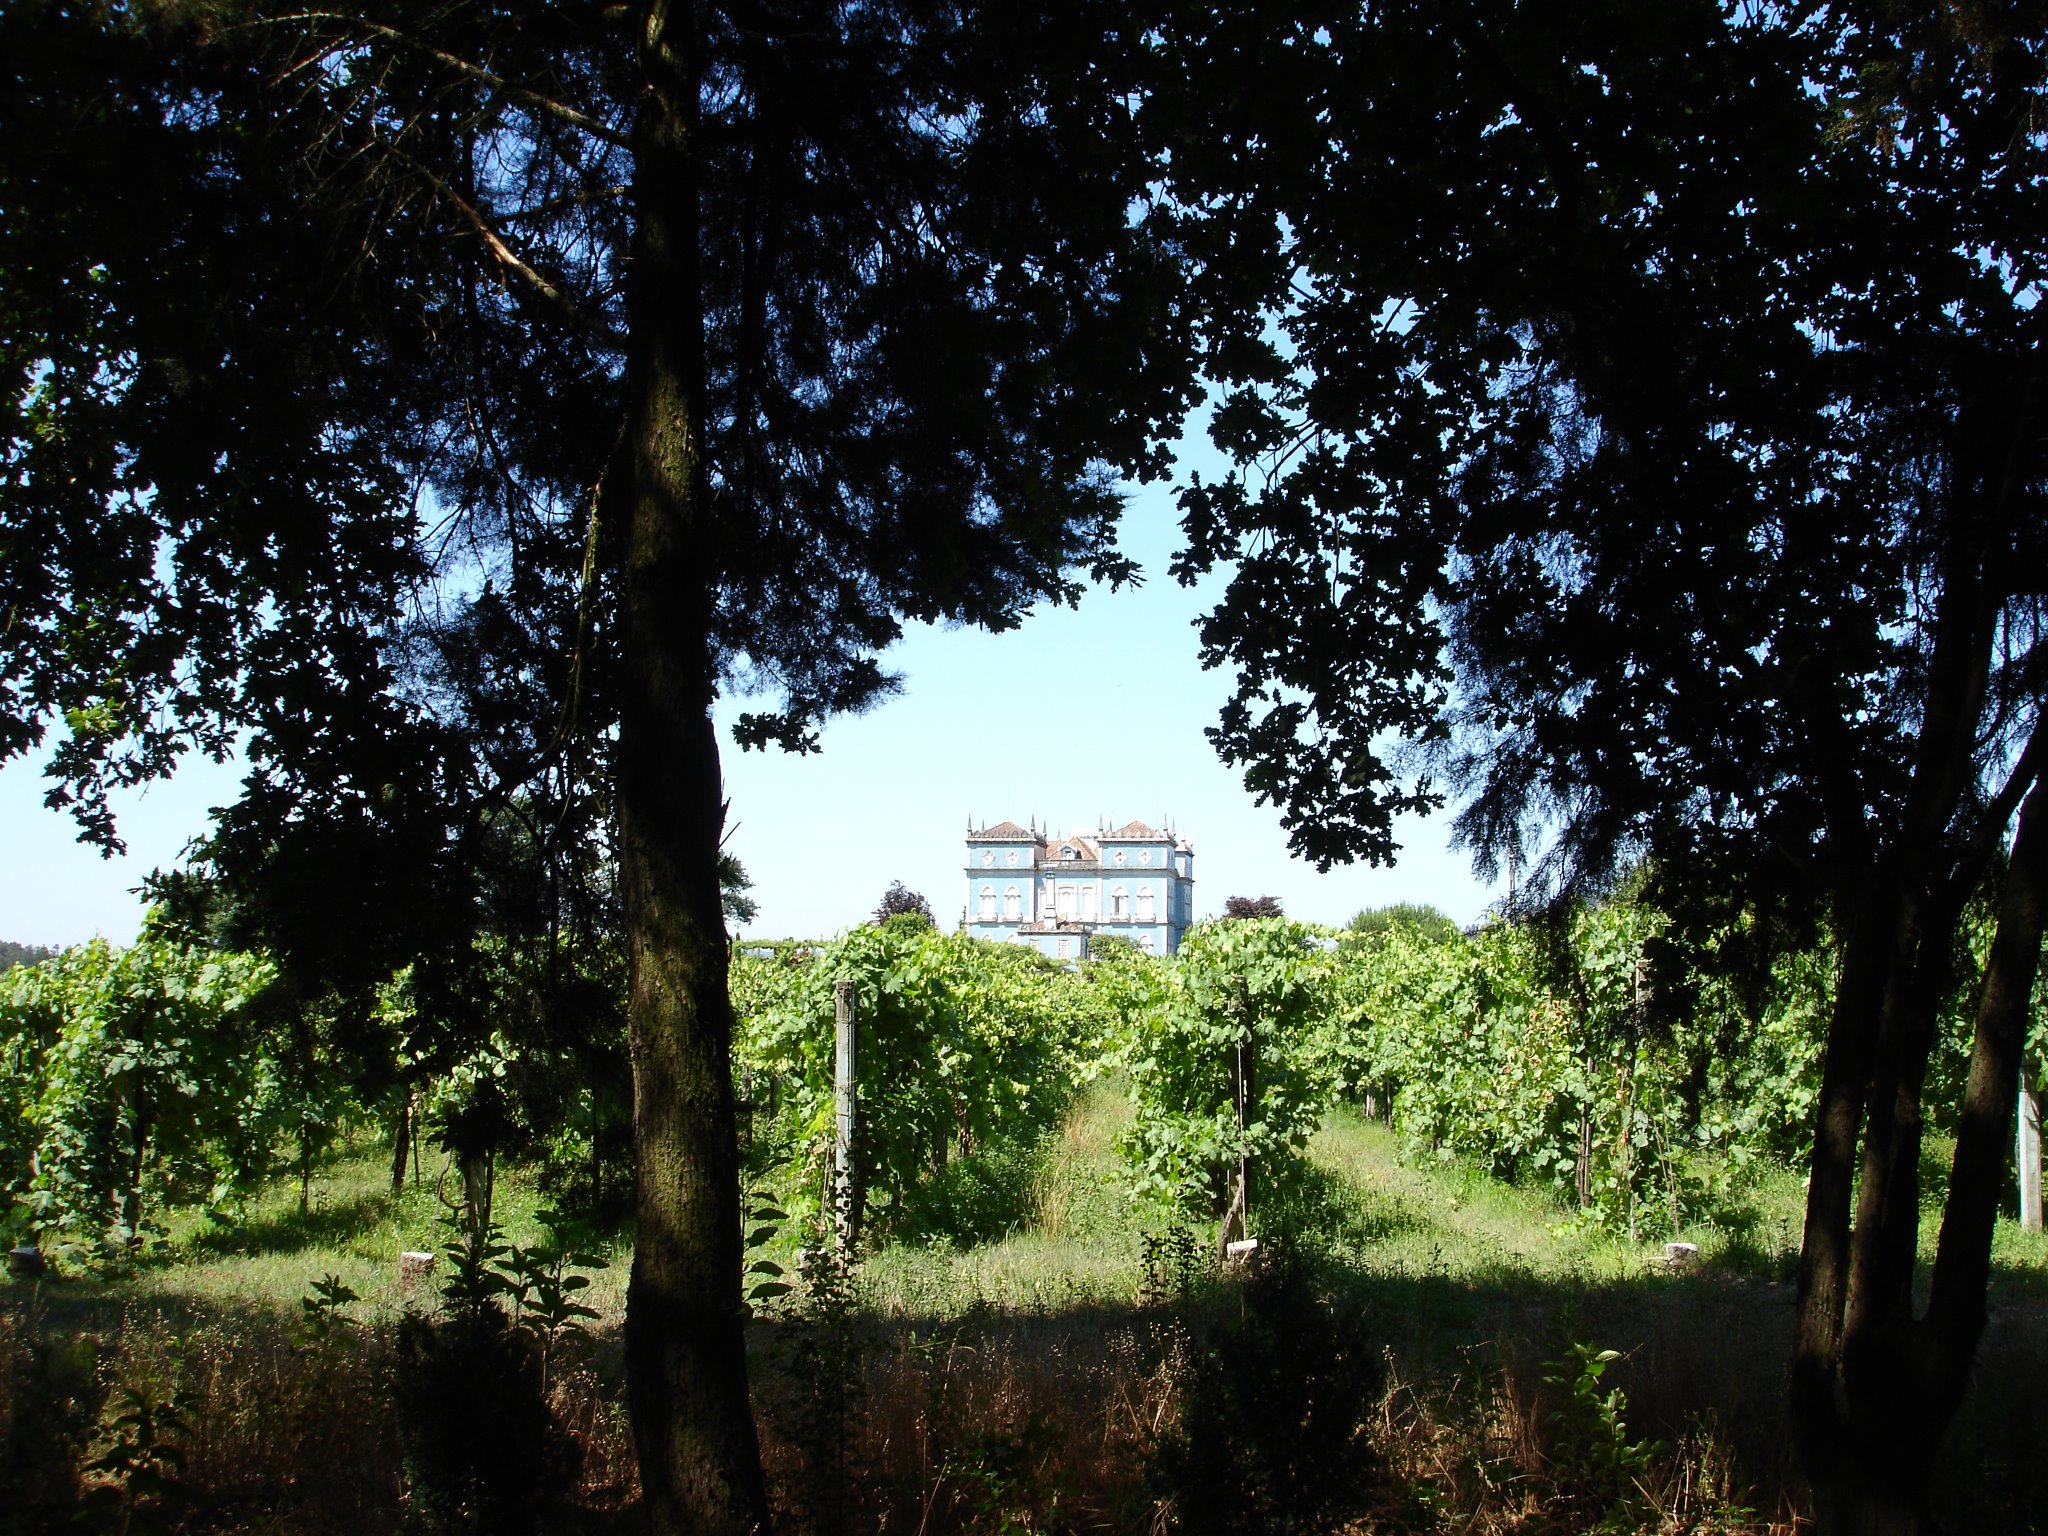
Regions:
[[1156, 4, 2047, 1531], [872, 881, 936, 929], [1220, 894, 1284, 920], [3, 3, 1200, 1529]]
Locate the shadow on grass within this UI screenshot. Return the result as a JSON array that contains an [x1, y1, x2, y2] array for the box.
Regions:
[[10, 1217, 2048, 1534], [884, 1123, 1068, 1250], [1262, 1155, 1435, 1255], [184, 1192, 400, 1262]]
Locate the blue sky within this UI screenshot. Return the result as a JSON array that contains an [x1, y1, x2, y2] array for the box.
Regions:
[[0, 479, 1499, 949]]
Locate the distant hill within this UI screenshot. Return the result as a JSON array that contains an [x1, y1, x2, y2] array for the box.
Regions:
[[0, 941, 57, 974]]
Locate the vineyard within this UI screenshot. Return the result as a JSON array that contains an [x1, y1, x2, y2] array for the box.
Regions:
[[4, 900, 2037, 1272], [3, 905, 2047, 1533]]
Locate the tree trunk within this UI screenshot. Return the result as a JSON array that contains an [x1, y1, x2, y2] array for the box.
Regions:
[[459, 1150, 494, 1239], [615, 5, 769, 1531], [390, 1093, 411, 1194], [1793, 760, 2048, 1534]]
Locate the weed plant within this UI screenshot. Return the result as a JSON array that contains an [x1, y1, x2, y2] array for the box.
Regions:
[[0, 1297, 94, 1535], [1150, 1246, 1384, 1536], [772, 1177, 865, 1535], [390, 1214, 582, 1536]]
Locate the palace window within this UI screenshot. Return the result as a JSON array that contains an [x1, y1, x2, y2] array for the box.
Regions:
[[1136, 887, 1154, 921], [1110, 886, 1127, 918], [979, 886, 996, 921], [1004, 886, 1021, 920]]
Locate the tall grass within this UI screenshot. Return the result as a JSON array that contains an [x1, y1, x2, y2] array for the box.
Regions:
[[5, 1083, 2048, 1530]]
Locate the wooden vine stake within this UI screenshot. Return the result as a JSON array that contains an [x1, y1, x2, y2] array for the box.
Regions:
[[833, 978, 857, 1254], [1220, 975, 1259, 1264]]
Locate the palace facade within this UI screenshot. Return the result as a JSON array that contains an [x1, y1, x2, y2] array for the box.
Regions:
[[963, 819, 1194, 959]]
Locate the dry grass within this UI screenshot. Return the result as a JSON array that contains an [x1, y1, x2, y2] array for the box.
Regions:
[[7, 1086, 2048, 1531]]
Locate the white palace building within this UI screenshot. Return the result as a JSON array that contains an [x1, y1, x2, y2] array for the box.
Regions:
[[963, 819, 1194, 959]]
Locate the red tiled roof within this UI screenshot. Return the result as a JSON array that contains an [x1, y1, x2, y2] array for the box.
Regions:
[[1104, 820, 1165, 840], [969, 820, 1037, 840]]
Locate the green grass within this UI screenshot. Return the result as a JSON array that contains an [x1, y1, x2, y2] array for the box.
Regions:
[[20, 1133, 633, 1331], [20, 1085, 2048, 1334], [13, 1085, 2048, 1532]]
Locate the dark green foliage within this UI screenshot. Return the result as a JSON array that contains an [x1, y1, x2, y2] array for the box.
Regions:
[[1152, 1250, 1382, 1536], [872, 883, 936, 929], [776, 1186, 865, 1536], [940, 1416, 1077, 1535], [893, 1131, 1050, 1248], [1540, 1338, 1666, 1531], [391, 1219, 582, 1536], [1139, 1216, 1201, 1311], [75, 1382, 198, 1536], [0, 1311, 93, 1536], [1347, 904, 1460, 944], [721, 855, 761, 928], [392, 1306, 575, 1536], [1221, 896, 1283, 921], [1155, 5, 2048, 1517], [0, 944, 55, 976], [297, 1273, 361, 1346], [7, 10, 1206, 1516], [741, 1186, 792, 1314]]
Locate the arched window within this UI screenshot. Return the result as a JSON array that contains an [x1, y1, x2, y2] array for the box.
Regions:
[[1138, 933, 1154, 954], [1136, 887, 1154, 922], [1110, 885, 1127, 918], [979, 886, 996, 921], [1003, 886, 1021, 920]]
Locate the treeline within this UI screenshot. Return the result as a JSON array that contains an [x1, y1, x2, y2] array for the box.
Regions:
[[0, 941, 56, 973]]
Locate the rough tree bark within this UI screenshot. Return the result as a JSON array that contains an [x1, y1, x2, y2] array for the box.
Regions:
[[1792, 573, 2048, 1534], [613, 3, 770, 1531]]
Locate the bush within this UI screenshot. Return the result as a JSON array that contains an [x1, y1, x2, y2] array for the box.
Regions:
[[1151, 1249, 1382, 1535], [391, 1229, 579, 1535]]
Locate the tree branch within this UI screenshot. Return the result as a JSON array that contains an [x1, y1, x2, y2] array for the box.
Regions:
[[378, 139, 625, 348], [255, 12, 631, 147]]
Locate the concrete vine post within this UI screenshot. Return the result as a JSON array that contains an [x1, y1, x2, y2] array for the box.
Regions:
[[2020, 1069, 2042, 1232], [833, 978, 856, 1254]]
